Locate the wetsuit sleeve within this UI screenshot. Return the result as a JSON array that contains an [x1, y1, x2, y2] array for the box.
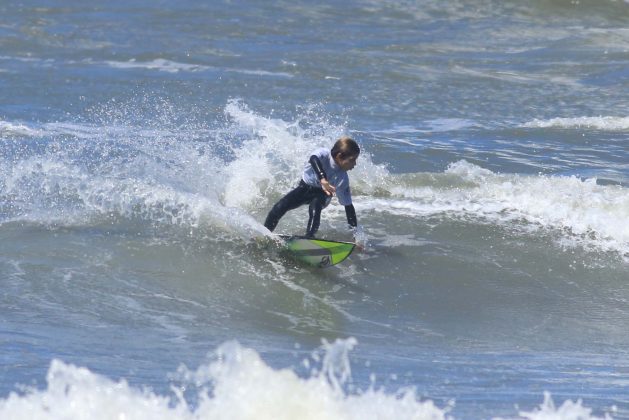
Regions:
[[345, 204, 357, 228], [309, 155, 327, 180]]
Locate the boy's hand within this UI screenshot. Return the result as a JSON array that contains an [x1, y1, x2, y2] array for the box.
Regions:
[[320, 179, 336, 196]]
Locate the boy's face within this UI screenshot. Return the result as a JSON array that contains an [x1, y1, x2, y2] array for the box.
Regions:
[[335, 153, 359, 171]]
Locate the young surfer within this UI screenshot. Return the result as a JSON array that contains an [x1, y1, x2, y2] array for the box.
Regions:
[[264, 136, 360, 239]]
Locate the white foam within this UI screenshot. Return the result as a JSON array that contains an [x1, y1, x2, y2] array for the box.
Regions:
[[522, 116, 629, 131], [0, 120, 43, 137], [220, 100, 346, 209], [1, 101, 386, 240], [0, 101, 281, 238], [0, 146, 268, 240], [98, 58, 293, 77], [0, 340, 449, 420], [0, 360, 185, 420], [4, 104, 627, 254], [81, 170, 269, 239], [511, 392, 613, 420], [0, 340, 609, 420], [363, 161, 629, 256], [103, 58, 210, 73], [219, 100, 389, 214], [450, 65, 582, 88], [0, 119, 200, 140]]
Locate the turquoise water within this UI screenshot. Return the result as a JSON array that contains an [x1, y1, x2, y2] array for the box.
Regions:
[[1, 1, 628, 418]]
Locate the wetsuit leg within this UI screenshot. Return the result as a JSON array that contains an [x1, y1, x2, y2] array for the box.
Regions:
[[264, 182, 311, 232], [306, 190, 328, 237]]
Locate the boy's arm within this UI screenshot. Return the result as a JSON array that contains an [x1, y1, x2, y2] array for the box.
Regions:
[[309, 155, 327, 180], [344, 204, 357, 228], [310, 155, 335, 196], [345, 205, 367, 250]]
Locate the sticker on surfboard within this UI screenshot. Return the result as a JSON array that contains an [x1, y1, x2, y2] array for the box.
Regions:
[[279, 235, 355, 267]]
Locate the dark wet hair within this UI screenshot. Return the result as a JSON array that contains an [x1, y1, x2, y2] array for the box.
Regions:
[[331, 136, 360, 159]]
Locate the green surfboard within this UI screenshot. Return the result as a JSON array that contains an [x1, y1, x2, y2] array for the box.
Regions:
[[279, 235, 355, 268]]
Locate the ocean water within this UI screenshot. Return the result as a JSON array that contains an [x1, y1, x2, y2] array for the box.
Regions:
[[1, 0, 629, 418]]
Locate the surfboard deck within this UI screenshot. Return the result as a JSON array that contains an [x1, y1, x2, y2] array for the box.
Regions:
[[278, 235, 355, 268]]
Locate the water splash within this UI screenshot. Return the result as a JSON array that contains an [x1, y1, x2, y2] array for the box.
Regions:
[[0, 341, 613, 420], [514, 392, 613, 420]]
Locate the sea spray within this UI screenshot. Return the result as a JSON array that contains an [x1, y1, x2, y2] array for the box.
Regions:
[[174, 338, 452, 420], [511, 392, 614, 420], [0, 341, 613, 420]]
